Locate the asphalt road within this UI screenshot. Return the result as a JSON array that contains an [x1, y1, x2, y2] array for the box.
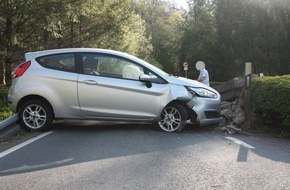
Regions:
[[0, 122, 290, 190]]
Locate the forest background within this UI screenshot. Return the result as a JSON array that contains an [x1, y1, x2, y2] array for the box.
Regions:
[[1, 0, 289, 85]]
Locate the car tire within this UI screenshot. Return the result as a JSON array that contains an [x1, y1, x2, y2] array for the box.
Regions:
[[18, 99, 54, 131], [153, 102, 188, 132]]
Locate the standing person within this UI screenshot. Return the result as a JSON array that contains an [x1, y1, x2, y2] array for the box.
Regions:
[[196, 61, 209, 86]]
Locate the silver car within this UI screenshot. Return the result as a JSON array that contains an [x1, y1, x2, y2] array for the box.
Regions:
[[8, 48, 221, 132]]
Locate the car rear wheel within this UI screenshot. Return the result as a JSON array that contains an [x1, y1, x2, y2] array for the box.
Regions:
[[18, 99, 53, 131], [154, 102, 188, 132]]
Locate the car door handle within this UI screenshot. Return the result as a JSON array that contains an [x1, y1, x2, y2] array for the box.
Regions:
[[83, 80, 98, 85]]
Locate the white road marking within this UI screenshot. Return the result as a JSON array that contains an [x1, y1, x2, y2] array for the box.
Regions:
[[225, 136, 255, 149], [0, 131, 54, 159]]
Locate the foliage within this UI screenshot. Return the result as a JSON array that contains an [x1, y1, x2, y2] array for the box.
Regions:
[[132, 0, 184, 74], [180, 0, 290, 81], [1, 0, 290, 85], [118, 13, 153, 62], [180, 0, 217, 79], [252, 75, 290, 135], [0, 0, 155, 84], [0, 86, 13, 121]]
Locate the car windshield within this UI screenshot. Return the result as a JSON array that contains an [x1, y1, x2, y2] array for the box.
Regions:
[[150, 64, 169, 76], [135, 57, 169, 77]]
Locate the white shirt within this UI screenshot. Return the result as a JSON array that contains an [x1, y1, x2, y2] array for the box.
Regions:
[[198, 68, 209, 86]]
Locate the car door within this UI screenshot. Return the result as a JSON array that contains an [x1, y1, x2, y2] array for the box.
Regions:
[[77, 52, 170, 120]]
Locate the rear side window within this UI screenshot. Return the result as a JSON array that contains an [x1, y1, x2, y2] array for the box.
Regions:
[[36, 53, 76, 73]]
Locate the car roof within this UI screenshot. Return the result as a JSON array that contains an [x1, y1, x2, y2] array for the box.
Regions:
[[25, 48, 130, 61]]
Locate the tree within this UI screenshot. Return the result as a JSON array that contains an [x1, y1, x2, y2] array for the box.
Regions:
[[118, 13, 153, 61], [1, 0, 290, 85], [132, 0, 184, 73], [178, 0, 290, 81], [36, 0, 132, 49], [0, 0, 133, 85], [180, 0, 218, 80], [0, 0, 43, 85]]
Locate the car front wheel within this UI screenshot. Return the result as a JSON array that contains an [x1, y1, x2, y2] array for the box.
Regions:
[[18, 99, 53, 131], [154, 102, 188, 132]]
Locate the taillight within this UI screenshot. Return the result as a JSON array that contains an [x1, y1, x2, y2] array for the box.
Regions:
[[12, 61, 31, 78]]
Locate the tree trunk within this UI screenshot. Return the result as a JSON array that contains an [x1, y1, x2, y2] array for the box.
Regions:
[[0, 59, 5, 85], [5, 60, 12, 86], [70, 17, 74, 48]]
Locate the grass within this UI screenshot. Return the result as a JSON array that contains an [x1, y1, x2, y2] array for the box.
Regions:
[[0, 86, 13, 121]]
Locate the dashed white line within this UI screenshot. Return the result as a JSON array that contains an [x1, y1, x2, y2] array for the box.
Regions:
[[225, 136, 255, 149], [0, 131, 54, 159]]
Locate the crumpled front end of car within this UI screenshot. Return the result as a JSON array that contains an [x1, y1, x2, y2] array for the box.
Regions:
[[185, 86, 222, 125]]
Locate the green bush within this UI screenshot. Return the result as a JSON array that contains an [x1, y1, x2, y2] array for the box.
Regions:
[[0, 86, 13, 121], [252, 75, 290, 134]]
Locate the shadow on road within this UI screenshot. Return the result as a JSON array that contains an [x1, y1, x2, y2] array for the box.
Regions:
[[0, 121, 216, 176], [232, 133, 290, 164], [1, 121, 289, 177]]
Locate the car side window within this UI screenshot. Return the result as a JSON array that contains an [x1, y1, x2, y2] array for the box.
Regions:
[[121, 62, 144, 80], [82, 54, 100, 76], [147, 70, 166, 84], [81, 53, 144, 80], [36, 54, 75, 73], [80, 53, 165, 83]]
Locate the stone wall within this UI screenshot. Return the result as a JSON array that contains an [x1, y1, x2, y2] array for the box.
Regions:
[[213, 76, 255, 134], [219, 92, 245, 134]]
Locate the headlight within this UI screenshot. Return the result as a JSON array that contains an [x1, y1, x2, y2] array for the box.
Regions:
[[186, 87, 218, 99]]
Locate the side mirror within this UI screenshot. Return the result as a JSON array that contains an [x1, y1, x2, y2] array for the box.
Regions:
[[139, 74, 151, 82], [139, 74, 152, 88]]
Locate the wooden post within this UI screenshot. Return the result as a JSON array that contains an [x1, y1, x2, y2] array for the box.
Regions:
[[183, 62, 188, 78], [244, 62, 252, 130], [245, 62, 252, 76]]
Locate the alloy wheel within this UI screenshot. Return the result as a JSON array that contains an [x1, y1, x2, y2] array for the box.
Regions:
[[22, 104, 47, 129], [158, 106, 182, 132]]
